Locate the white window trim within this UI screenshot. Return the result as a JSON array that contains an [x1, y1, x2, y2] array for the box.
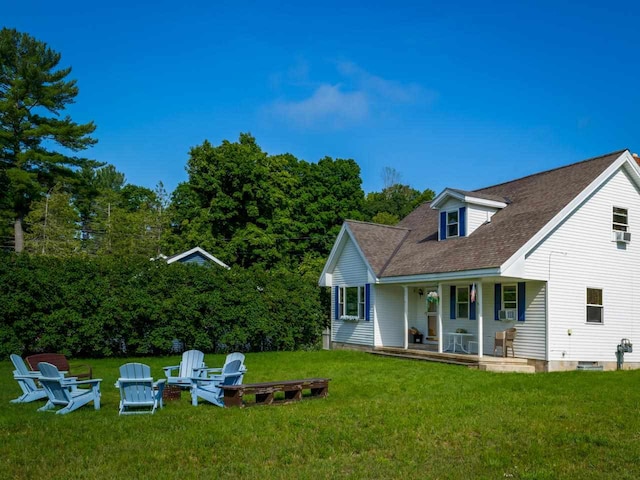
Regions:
[[338, 286, 366, 320], [502, 284, 518, 311], [612, 206, 629, 233], [447, 210, 459, 238], [586, 287, 604, 325]]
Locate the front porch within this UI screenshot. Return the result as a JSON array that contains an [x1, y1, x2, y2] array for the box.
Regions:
[[370, 346, 537, 373]]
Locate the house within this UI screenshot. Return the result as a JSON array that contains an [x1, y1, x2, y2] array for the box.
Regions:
[[319, 149, 640, 371], [161, 246, 230, 269]]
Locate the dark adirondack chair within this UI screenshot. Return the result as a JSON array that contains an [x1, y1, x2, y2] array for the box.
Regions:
[[26, 353, 92, 380]]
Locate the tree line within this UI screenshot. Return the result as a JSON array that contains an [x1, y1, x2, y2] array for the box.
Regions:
[[0, 27, 434, 270]]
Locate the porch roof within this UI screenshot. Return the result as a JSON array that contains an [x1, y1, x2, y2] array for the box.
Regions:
[[346, 149, 626, 278]]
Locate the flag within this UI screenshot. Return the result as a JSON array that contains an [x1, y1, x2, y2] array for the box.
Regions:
[[470, 283, 476, 303]]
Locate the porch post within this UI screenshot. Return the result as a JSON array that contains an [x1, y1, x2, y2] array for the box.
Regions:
[[477, 281, 484, 357], [403, 286, 409, 349], [437, 283, 443, 353]]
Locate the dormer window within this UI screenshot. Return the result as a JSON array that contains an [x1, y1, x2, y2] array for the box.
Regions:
[[447, 211, 459, 237]]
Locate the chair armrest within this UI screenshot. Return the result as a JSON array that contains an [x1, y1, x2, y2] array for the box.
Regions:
[[163, 365, 179, 376], [154, 379, 167, 386], [71, 378, 102, 387]]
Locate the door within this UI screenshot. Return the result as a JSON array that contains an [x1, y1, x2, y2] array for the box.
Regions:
[[426, 292, 438, 341]]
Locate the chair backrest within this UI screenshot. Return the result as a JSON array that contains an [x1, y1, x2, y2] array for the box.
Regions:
[[38, 362, 71, 404], [495, 331, 506, 340], [178, 350, 205, 378], [224, 352, 246, 371], [118, 363, 154, 404], [10, 354, 32, 376], [506, 328, 517, 341], [26, 353, 70, 372], [219, 359, 245, 387]]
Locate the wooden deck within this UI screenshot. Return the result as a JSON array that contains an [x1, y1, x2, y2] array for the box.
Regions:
[[370, 346, 536, 373]]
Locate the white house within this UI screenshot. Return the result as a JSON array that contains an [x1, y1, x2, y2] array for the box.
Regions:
[[161, 247, 230, 269], [319, 149, 640, 371]]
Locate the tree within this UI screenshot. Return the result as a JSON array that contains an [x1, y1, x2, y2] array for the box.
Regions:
[[24, 185, 80, 255], [0, 28, 97, 252], [364, 184, 435, 224]]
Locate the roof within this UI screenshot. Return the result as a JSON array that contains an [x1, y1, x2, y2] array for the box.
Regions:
[[165, 247, 230, 269], [345, 149, 629, 279]]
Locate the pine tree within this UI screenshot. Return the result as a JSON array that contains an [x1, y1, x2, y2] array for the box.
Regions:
[[0, 28, 98, 252]]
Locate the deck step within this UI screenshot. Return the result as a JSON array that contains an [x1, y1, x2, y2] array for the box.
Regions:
[[368, 350, 478, 367]]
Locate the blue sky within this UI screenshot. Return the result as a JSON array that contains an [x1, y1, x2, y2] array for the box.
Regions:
[[5, 1, 640, 197]]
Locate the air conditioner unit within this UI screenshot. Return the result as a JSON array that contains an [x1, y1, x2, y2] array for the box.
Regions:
[[614, 231, 631, 243], [498, 309, 516, 321]]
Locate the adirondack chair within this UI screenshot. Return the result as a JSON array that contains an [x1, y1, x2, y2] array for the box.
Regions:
[[163, 349, 206, 388], [26, 353, 92, 380], [116, 363, 166, 415], [191, 357, 246, 407], [37, 362, 102, 414], [9, 354, 47, 403], [198, 352, 247, 378]]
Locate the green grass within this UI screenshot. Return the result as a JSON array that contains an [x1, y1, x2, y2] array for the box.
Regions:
[[2, 350, 640, 479]]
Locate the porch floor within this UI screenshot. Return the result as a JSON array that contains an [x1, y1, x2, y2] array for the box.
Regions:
[[370, 345, 536, 373]]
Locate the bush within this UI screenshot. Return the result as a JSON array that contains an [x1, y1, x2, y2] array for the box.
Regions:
[[0, 253, 325, 358]]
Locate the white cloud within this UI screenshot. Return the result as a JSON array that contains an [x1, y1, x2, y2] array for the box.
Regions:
[[271, 84, 369, 127], [265, 60, 434, 129]]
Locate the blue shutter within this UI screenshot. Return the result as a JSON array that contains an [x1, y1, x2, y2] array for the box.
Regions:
[[459, 207, 466, 237], [494, 283, 502, 320], [469, 284, 476, 320], [439, 211, 447, 240], [365, 284, 371, 321], [450, 285, 456, 319], [517, 282, 526, 322], [334, 286, 340, 320]]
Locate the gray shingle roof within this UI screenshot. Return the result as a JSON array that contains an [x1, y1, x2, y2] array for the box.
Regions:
[[346, 150, 627, 278]]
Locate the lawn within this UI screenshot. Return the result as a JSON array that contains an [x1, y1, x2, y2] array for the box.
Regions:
[[2, 350, 640, 479]]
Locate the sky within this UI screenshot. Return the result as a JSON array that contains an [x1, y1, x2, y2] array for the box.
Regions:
[[4, 1, 640, 197]]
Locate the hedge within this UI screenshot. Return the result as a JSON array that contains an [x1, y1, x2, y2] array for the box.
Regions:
[[0, 253, 326, 358]]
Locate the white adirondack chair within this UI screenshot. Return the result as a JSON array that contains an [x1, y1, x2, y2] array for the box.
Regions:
[[163, 349, 207, 388]]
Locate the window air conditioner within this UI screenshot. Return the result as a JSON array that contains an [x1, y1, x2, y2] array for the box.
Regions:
[[498, 309, 516, 321], [614, 231, 631, 243]]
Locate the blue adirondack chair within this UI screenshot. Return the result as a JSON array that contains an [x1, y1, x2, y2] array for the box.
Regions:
[[117, 363, 165, 415], [191, 357, 246, 407], [37, 362, 102, 414], [198, 352, 247, 377], [9, 354, 47, 403], [163, 349, 206, 388]]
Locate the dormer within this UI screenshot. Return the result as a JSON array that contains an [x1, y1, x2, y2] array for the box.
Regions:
[[431, 188, 508, 240]]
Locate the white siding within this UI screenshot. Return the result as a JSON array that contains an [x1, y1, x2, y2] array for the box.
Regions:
[[467, 204, 499, 236], [375, 285, 405, 347], [330, 236, 374, 346], [442, 281, 546, 359], [524, 167, 640, 363]]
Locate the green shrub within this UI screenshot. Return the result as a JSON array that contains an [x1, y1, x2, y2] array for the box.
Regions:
[[0, 253, 325, 357]]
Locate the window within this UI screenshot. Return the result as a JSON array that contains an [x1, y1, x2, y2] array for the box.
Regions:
[[503, 285, 517, 310], [338, 286, 365, 320], [447, 210, 459, 237], [586, 288, 603, 324], [456, 286, 469, 318], [613, 207, 628, 232]]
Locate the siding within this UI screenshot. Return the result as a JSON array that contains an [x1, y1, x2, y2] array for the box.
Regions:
[[331, 236, 374, 346], [524, 166, 640, 362], [467, 204, 498, 236], [442, 281, 546, 359], [375, 285, 405, 347]]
